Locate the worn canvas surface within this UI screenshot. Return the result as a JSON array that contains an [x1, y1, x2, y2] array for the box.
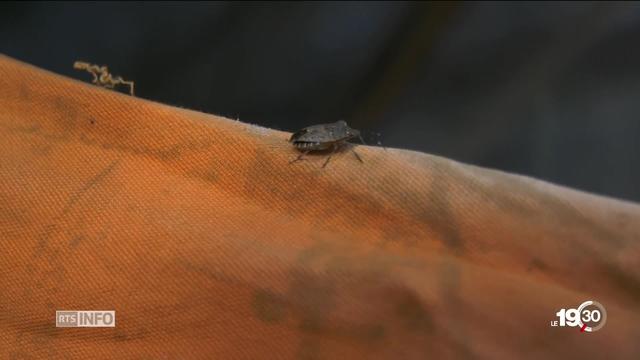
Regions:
[[1, 55, 639, 359]]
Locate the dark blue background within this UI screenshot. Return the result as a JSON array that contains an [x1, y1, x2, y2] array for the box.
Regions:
[[2, 2, 638, 201]]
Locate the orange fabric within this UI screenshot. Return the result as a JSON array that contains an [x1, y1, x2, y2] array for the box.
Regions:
[[1, 54, 639, 359]]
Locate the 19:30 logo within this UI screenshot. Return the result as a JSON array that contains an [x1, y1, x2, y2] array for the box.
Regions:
[[550, 300, 607, 332]]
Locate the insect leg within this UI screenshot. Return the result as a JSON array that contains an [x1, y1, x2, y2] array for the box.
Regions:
[[289, 150, 311, 164], [322, 153, 333, 168], [73, 61, 89, 71], [85, 66, 100, 84], [355, 134, 375, 156], [90, 73, 99, 84], [351, 148, 364, 163], [123, 80, 135, 96], [322, 144, 339, 168], [113, 76, 135, 96], [73, 62, 99, 84]]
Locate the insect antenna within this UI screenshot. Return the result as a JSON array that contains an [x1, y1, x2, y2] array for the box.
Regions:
[[360, 130, 387, 151]]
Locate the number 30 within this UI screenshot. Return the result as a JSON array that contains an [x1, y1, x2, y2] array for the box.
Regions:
[[582, 310, 601, 322]]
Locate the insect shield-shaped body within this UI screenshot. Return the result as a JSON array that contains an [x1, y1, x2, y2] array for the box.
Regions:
[[289, 120, 365, 168]]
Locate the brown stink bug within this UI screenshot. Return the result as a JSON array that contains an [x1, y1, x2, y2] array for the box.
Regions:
[[289, 120, 365, 168]]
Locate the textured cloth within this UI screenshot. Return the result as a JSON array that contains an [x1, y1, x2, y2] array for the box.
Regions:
[[0, 54, 639, 359]]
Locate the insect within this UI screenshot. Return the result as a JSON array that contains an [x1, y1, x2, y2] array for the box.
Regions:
[[289, 120, 365, 168], [73, 61, 135, 96]]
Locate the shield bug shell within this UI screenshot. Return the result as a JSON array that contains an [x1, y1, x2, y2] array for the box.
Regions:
[[289, 120, 365, 168]]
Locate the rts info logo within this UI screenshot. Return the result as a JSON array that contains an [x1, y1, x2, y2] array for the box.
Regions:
[[550, 301, 607, 332]]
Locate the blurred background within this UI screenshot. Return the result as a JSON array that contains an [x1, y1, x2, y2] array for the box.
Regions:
[[1, 1, 638, 201]]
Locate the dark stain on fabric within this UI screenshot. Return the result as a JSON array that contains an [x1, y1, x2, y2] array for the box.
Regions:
[[600, 262, 640, 306], [252, 289, 288, 324], [424, 162, 463, 253], [296, 337, 322, 360], [1, 122, 41, 135], [26, 321, 58, 342], [527, 258, 548, 272], [14, 110, 218, 169], [17, 160, 121, 344], [114, 328, 129, 342], [189, 158, 219, 184], [395, 289, 434, 332], [113, 327, 150, 342], [289, 270, 336, 335], [157, 138, 216, 161], [470, 164, 622, 247], [438, 258, 475, 359], [33, 223, 57, 258], [61, 160, 120, 215], [9, 319, 65, 359], [69, 235, 84, 249], [19, 83, 31, 101], [423, 160, 640, 307], [181, 261, 259, 291], [253, 242, 432, 358], [29, 141, 53, 157], [243, 149, 425, 245], [50, 97, 79, 140]]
